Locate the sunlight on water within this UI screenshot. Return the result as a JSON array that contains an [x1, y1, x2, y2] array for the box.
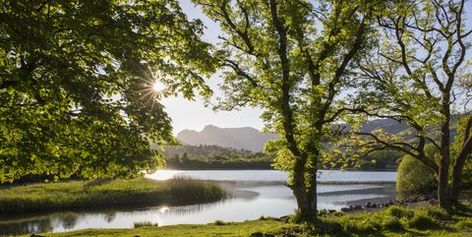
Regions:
[[159, 206, 170, 214], [147, 170, 183, 181], [1, 170, 397, 235]]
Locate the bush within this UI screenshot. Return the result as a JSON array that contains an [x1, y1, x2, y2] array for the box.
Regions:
[[420, 206, 449, 220], [134, 221, 158, 228], [386, 206, 414, 219], [406, 213, 437, 230], [381, 216, 403, 231], [213, 220, 226, 225], [396, 155, 436, 198]]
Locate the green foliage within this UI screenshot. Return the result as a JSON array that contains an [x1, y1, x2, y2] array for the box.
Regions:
[[161, 145, 274, 169], [346, 0, 471, 207], [455, 218, 472, 229], [357, 150, 402, 170], [0, 0, 217, 183], [213, 220, 227, 226], [405, 213, 437, 230], [0, 178, 227, 214], [386, 205, 414, 219], [397, 155, 436, 198], [193, 0, 380, 219], [134, 221, 159, 228], [319, 205, 454, 235]]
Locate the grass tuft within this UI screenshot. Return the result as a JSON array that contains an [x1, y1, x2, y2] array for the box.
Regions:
[[0, 178, 227, 215], [386, 205, 414, 219], [213, 220, 227, 226], [134, 221, 158, 228]]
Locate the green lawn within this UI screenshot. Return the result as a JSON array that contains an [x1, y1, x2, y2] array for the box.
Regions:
[[31, 220, 295, 237], [0, 178, 227, 215], [25, 203, 472, 237]]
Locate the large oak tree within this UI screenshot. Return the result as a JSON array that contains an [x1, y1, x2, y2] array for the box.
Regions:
[[0, 0, 216, 182], [347, 0, 471, 209], [194, 0, 377, 220]]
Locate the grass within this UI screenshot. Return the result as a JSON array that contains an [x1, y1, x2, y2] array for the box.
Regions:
[[0, 177, 227, 215], [27, 202, 472, 237], [26, 219, 295, 237]]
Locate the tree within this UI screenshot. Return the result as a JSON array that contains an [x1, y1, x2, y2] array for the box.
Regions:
[[0, 0, 216, 182], [194, 0, 376, 221], [347, 0, 471, 209]]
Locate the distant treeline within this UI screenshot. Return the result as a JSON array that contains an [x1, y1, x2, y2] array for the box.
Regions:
[[160, 145, 401, 170], [162, 145, 273, 169]]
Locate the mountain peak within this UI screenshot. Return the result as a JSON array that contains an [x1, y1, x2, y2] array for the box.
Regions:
[[176, 125, 277, 152]]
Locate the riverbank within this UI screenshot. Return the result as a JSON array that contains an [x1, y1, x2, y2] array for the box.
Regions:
[[0, 178, 227, 215], [23, 202, 472, 236]]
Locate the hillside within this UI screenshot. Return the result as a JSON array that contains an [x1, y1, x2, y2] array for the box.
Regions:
[[177, 125, 277, 152], [176, 119, 410, 152]]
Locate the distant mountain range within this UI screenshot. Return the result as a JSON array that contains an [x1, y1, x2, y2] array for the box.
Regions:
[[176, 119, 411, 152], [177, 125, 277, 152]]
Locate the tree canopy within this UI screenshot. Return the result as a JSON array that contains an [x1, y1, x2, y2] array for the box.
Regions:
[[343, 0, 471, 209], [194, 0, 379, 220], [0, 0, 216, 182]]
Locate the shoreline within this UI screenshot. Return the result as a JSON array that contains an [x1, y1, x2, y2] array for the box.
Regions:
[[15, 201, 472, 237], [0, 178, 227, 216]]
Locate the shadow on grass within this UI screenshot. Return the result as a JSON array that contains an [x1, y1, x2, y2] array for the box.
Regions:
[[452, 202, 472, 217], [84, 178, 113, 188]]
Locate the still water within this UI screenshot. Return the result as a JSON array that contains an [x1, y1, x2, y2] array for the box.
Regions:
[[0, 170, 396, 235]]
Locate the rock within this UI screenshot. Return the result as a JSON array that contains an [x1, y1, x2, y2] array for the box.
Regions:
[[328, 209, 336, 213], [250, 233, 264, 237], [340, 207, 350, 212], [283, 234, 296, 237], [279, 215, 290, 222], [353, 205, 363, 210], [250, 233, 274, 237], [371, 203, 377, 208]]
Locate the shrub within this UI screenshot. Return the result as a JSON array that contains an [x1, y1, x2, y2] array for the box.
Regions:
[[134, 221, 158, 228], [396, 154, 436, 199], [214, 220, 226, 225], [420, 206, 449, 220], [381, 216, 403, 231], [386, 206, 414, 219], [406, 214, 436, 230]]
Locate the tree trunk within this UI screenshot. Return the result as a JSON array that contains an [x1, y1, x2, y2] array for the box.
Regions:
[[437, 165, 450, 209], [438, 100, 451, 209], [449, 137, 472, 204], [293, 185, 315, 221], [291, 158, 316, 221], [449, 164, 463, 205]]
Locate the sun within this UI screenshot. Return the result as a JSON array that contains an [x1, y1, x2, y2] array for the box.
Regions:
[[152, 80, 165, 93]]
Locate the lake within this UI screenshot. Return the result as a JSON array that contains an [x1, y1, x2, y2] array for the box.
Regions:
[[0, 170, 396, 235]]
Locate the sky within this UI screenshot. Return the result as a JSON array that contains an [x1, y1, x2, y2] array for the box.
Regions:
[[161, 0, 265, 135], [166, 0, 472, 135]]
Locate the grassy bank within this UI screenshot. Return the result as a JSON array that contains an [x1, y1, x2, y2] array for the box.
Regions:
[[26, 202, 472, 237], [0, 178, 227, 215]]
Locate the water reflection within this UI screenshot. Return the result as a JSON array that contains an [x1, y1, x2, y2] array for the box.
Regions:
[[0, 170, 396, 235]]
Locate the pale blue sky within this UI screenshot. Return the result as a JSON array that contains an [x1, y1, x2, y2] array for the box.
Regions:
[[162, 0, 264, 135], [167, 0, 472, 135]]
